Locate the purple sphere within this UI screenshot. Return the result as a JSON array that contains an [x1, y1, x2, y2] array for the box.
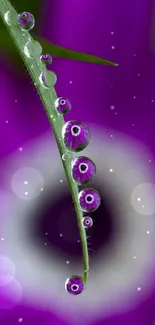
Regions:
[[40, 53, 52, 65], [71, 156, 96, 185], [78, 188, 101, 212], [62, 120, 90, 152], [55, 97, 71, 115], [17, 12, 35, 31], [65, 275, 85, 295], [82, 216, 93, 228]]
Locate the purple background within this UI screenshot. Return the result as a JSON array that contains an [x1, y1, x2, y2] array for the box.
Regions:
[[0, 0, 155, 324]]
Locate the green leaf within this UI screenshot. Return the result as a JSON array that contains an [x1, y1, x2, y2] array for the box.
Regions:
[[35, 35, 118, 66], [0, 0, 118, 66], [0, 29, 118, 66]]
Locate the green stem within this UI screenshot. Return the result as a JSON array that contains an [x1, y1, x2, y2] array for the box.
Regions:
[[0, 0, 89, 283]]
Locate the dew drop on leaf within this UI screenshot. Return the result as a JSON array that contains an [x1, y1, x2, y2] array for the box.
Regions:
[[24, 39, 42, 59], [4, 11, 17, 26], [39, 70, 57, 89]]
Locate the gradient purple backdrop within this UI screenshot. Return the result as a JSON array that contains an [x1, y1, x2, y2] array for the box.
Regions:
[[0, 0, 155, 324]]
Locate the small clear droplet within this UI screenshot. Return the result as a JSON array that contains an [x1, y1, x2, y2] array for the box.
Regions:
[[24, 39, 42, 59], [39, 70, 57, 89], [4, 11, 17, 26], [62, 152, 72, 161]]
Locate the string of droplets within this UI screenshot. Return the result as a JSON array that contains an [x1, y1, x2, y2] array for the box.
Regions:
[[13, 11, 101, 295]]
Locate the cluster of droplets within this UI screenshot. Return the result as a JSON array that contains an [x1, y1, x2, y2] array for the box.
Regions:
[[57, 102, 100, 295], [16, 12, 56, 88], [14, 10, 100, 296]]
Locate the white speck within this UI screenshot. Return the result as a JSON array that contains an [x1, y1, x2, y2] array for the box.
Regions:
[[151, 99, 154, 103], [111, 46, 115, 50], [133, 96, 136, 99], [137, 73, 140, 76], [24, 192, 28, 196], [1, 238, 4, 241], [60, 180, 63, 183], [5, 120, 8, 123], [18, 318, 23, 323], [110, 105, 115, 110], [149, 160, 151, 163], [34, 83, 36, 86], [77, 240, 80, 243], [109, 168, 113, 172], [132, 124, 135, 127], [146, 230, 150, 234], [60, 234, 63, 237], [115, 112, 117, 115], [45, 243, 47, 246], [137, 197, 141, 201], [110, 134, 113, 138], [111, 31, 114, 35], [19, 147, 23, 152], [66, 261, 69, 264], [24, 181, 28, 185], [134, 53, 136, 57], [53, 118, 56, 122], [45, 232, 48, 235], [50, 114, 53, 118], [69, 81, 72, 84], [134, 256, 136, 259], [41, 188, 44, 191], [137, 287, 141, 291]]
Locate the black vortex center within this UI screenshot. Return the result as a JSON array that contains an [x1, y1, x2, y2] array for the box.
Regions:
[[25, 180, 119, 263]]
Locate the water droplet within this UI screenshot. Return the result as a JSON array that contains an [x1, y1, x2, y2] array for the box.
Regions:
[[24, 39, 42, 59], [40, 53, 52, 65], [71, 156, 96, 185], [78, 188, 101, 212], [62, 152, 72, 161], [18, 12, 35, 31], [65, 275, 85, 295], [4, 11, 17, 26], [82, 216, 93, 228], [39, 70, 57, 89], [62, 120, 90, 152], [55, 97, 71, 115]]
